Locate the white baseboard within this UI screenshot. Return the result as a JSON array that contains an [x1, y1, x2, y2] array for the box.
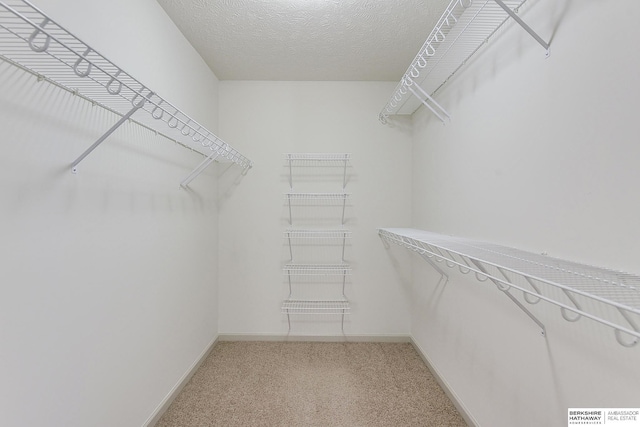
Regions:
[[143, 336, 219, 427], [217, 333, 411, 343], [409, 337, 478, 427]]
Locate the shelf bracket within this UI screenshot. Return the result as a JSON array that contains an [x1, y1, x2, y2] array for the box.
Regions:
[[419, 252, 449, 288], [493, 0, 550, 57], [180, 151, 220, 188], [71, 90, 153, 173], [407, 83, 450, 123], [469, 259, 546, 337]]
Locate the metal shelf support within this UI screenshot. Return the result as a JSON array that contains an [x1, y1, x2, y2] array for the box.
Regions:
[[418, 252, 450, 288], [71, 91, 152, 173], [493, 0, 550, 56], [407, 82, 450, 123], [470, 258, 546, 336], [180, 151, 220, 188]]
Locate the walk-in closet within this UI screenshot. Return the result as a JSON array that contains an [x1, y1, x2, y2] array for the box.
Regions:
[[1, 0, 638, 426]]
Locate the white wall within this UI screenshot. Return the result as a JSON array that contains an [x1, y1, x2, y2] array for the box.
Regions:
[[217, 81, 413, 337], [0, 1, 222, 426], [402, 1, 640, 426]]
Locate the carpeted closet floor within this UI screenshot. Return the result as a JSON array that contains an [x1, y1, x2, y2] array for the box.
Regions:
[[155, 341, 467, 427]]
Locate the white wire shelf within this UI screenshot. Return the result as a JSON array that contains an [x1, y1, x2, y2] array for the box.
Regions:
[[285, 229, 352, 239], [281, 300, 350, 315], [285, 153, 351, 162], [285, 192, 351, 225], [285, 153, 351, 191], [285, 229, 351, 263], [378, 228, 640, 348], [283, 264, 352, 276], [0, 0, 252, 184], [379, 0, 549, 123], [281, 299, 350, 333], [284, 192, 351, 201]]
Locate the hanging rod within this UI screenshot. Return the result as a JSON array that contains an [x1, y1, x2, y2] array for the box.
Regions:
[[378, 228, 640, 348], [0, 0, 252, 183], [379, 0, 549, 123]]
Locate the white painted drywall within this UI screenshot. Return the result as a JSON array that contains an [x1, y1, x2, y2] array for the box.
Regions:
[[0, 1, 221, 426], [400, 1, 640, 426], [217, 81, 413, 337]]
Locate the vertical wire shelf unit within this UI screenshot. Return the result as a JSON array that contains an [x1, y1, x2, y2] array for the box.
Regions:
[[282, 153, 352, 332], [379, 0, 550, 123], [0, 0, 252, 186], [378, 228, 640, 348]]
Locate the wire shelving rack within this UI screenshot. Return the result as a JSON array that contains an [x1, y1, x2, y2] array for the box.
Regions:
[[285, 153, 351, 189], [283, 263, 352, 276], [281, 300, 350, 315], [284, 229, 352, 262], [379, 0, 549, 123], [284, 229, 352, 240], [0, 0, 252, 185], [282, 153, 352, 333], [282, 263, 352, 332], [284, 192, 350, 226], [378, 228, 640, 348]]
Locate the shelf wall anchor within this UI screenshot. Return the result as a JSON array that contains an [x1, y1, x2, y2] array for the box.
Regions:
[[180, 151, 220, 188]]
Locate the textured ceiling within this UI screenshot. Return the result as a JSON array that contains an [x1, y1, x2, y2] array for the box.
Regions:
[[156, 0, 450, 81]]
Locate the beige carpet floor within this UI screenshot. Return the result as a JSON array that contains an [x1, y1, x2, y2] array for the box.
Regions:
[[155, 341, 467, 427]]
